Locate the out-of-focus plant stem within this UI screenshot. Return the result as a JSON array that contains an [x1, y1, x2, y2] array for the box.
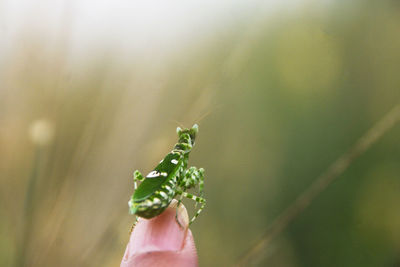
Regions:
[[15, 148, 41, 267], [236, 103, 400, 266]]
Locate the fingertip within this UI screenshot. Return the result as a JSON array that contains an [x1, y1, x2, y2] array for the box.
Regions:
[[180, 229, 198, 265], [121, 201, 198, 267], [121, 229, 198, 267]]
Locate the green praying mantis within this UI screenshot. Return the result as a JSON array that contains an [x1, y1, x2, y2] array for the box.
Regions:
[[128, 124, 206, 226]]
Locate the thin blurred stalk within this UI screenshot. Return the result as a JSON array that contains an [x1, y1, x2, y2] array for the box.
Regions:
[[15, 147, 41, 267], [235, 103, 400, 266]]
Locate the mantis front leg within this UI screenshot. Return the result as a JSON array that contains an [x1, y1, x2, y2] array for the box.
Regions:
[[133, 170, 145, 189], [129, 170, 145, 233]]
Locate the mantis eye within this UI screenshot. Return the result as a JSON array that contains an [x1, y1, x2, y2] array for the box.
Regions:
[[176, 127, 182, 135]]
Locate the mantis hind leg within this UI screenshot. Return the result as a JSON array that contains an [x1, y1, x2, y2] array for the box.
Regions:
[[175, 190, 206, 225], [129, 216, 138, 234], [180, 192, 206, 225]]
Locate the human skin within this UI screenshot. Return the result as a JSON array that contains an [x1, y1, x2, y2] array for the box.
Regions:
[[121, 200, 198, 267]]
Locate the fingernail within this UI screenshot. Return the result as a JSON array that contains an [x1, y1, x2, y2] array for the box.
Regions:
[[124, 200, 189, 260]]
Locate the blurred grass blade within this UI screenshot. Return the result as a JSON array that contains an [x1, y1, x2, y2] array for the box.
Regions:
[[236, 104, 400, 266]]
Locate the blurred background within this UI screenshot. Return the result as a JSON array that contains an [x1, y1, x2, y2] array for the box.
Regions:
[[1, 0, 400, 266]]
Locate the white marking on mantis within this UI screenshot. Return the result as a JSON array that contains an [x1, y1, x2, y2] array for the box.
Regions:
[[171, 159, 179, 164], [159, 191, 168, 199], [147, 171, 161, 178], [161, 172, 168, 177]]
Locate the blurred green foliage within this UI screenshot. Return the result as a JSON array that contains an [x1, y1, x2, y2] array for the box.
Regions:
[[1, 1, 400, 267]]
